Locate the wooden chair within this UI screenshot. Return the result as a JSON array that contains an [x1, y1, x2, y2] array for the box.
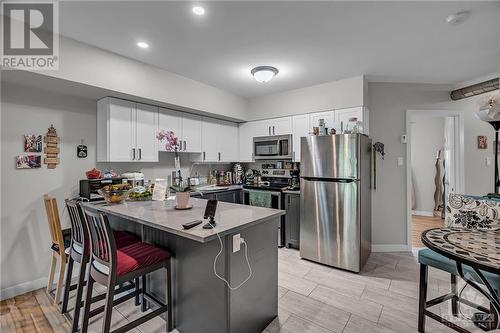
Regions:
[[61, 199, 141, 332], [81, 209, 173, 333], [43, 194, 69, 305]]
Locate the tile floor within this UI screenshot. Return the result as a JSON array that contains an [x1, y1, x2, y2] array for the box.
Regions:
[[1, 248, 489, 333]]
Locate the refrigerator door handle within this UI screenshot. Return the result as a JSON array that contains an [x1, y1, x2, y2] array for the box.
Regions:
[[301, 177, 357, 183]]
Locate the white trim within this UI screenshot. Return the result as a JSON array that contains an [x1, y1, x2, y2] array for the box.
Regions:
[[371, 244, 409, 252], [0, 277, 47, 301], [405, 109, 465, 252], [412, 210, 434, 217]]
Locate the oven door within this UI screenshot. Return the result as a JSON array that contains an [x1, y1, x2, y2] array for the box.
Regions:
[[242, 189, 284, 247]]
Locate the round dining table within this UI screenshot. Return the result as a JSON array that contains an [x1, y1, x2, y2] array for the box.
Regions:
[[422, 227, 500, 330]]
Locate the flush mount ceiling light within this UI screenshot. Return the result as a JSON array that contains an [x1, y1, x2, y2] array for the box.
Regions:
[[251, 66, 279, 83], [192, 6, 205, 16], [136, 41, 149, 49], [445, 11, 470, 25]]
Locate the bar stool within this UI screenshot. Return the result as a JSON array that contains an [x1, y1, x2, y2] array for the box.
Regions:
[[44, 194, 71, 305], [81, 209, 173, 333], [61, 199, 142, 332]]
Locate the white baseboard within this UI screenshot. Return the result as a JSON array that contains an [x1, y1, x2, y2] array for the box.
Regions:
[[371, 244, 409, 252], [412, 210, 434, 217], [0, 277, 47, 301]]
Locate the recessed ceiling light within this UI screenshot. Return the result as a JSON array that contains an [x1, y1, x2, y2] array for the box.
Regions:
[[446, 11, 470, 25], [137, 41, 149, 49], [251, 66, 279, 83], [192, 6, 205, 16]]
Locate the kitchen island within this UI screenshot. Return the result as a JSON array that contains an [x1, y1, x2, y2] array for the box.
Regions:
[[82, 198, 284, 333]]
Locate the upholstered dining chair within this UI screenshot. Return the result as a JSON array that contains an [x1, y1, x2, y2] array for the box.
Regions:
[[43, 194, 71, 305], [418, 194, 500, 332]]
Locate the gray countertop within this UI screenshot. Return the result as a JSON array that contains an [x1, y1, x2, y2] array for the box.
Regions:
[[82, 198, 284, 243]]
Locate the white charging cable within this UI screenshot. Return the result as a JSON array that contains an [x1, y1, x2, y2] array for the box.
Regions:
[[209, 220, 253, 290]]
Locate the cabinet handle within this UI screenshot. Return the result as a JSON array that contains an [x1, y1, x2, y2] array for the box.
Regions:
[[132, 148, 136, 160], [268, 126, 271, 136], [218, 152, 221, 161], [138, 148, 142, 160], [273, 126, 275, 135], [203, 151, 206, 161], [183, 140, 186, 151]]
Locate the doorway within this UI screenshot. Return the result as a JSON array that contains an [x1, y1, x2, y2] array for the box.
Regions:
[[406, 110, 465, 250]]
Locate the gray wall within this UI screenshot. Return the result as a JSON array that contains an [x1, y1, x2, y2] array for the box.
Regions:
[[246, 76, 365, 121], [369, 82, 499, 248], [0, 82, 230, 297], [1, 83, 97, 294], [410, 117, 445, 214]]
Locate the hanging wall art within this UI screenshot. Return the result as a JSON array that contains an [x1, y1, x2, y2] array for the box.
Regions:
[[44, 125, 60, 169]]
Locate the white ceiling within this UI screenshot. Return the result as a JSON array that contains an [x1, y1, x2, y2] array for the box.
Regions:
[[59, 1, 500, 98]]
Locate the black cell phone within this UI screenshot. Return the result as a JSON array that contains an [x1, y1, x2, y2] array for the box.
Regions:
[[204, 199, 218, 219]]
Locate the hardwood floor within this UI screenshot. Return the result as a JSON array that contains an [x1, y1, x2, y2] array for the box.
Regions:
[[412, 215, 444, 248], [1, 248, 486, 333]]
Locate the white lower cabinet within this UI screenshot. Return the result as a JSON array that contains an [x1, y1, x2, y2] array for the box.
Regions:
[[97, 98, 158, 162]]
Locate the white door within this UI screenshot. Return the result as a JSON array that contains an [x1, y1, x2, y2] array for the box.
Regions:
[[135, 103, 159, 162], [238, 122, 255, 162], [182, 114, 202, 153], [201, 117, 219, 162], [335, 107, 363, 133], [310, 111, 336, 132], [271, 117, 292, 135], [217, 121, 239, 162], [158, 108, 183, 152], [108, 99, 136, 161], [292, 114, 310, 162]]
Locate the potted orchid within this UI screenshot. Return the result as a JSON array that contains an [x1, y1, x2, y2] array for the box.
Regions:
[[157, 130, 191, 208]]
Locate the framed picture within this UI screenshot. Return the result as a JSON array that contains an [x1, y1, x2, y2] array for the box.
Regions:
[[24, 134, 42, 152], [477, 135, 488, 149], [16, 155, 41, 169]]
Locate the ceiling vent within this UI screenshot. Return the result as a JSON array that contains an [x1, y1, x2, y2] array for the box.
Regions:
[[450, 78, 499, 100]]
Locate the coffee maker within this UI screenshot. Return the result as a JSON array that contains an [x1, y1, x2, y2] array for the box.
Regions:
[[289, 169, 300, 190]]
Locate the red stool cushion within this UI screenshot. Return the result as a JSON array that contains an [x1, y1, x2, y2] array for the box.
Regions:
[[116, 242, 171, 276], [114, 231, 140, 248]]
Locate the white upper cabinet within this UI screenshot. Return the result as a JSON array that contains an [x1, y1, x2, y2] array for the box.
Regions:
[[270, 117, 292, 136], [97, 98, 158, 162], [158, 108, 202, 153], [158, 108, 182, 152], [291, 114, 311, 162], [200, 117, 219, 162], [310, 110, 336, 132], [238, 122, 256, 162], [335, 106, 369, 135], [253, 117, 292, 137], [136, 103, 159, 162], [181, 113, 202, 153], [217, 121, 239, 162]]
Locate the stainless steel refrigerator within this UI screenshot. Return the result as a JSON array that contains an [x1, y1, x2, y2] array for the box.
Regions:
[[299, 134, 372, 272]]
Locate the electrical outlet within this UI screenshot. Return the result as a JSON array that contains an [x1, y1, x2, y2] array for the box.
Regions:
[[397, 157, 404, 167], [233, 234, 241, 253]]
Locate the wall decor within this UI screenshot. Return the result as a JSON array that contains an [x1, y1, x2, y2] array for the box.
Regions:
[[77, 139, 88, 158], [477, 135, 488, 149], [24, 134, 42, 152], [44, 125, 60, 169], [16, 155, 41, 169]]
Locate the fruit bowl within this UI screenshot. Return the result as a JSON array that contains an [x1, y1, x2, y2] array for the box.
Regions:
[[98, 184, 131, 204]]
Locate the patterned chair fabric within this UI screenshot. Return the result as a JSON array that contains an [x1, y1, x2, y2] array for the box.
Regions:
[[445, 193, 500, 229]]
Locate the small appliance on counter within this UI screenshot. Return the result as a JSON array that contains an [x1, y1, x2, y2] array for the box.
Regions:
[[79, 177, 124, 201], [122, 172, 145, 188]]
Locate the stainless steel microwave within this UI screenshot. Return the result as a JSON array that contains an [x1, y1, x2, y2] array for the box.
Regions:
[[253, 134, 293, 160]]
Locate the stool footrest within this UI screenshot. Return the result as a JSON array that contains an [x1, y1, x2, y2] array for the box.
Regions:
[[111, 304, 169, 333]]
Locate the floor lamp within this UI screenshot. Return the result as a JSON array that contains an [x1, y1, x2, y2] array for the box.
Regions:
[[476, 95, 500, 199]]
